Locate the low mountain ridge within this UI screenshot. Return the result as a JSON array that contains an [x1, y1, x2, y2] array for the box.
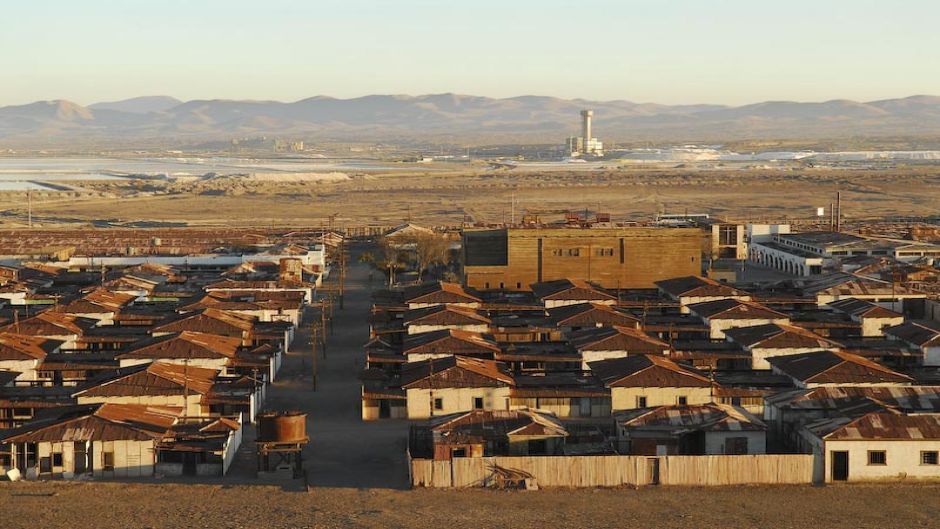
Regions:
[[2, 93, 940, 144]]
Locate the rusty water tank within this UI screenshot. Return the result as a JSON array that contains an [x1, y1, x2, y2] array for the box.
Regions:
[[257, 411, 308, 443]]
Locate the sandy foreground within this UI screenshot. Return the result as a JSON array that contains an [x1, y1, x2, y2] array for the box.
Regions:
[[1, 481, 939, 529]]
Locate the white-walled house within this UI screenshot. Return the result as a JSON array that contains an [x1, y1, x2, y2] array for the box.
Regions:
[[767, 350, 913, 388], [398, 356, 514, 419], [687, 299, 790, 339], [827, 298, 904, 338], [570, 326, 670, 369], [655, 276, 752, 314], [884, 321, 940, 366], [0, 333, 64, 383], [589, 354, 715, 412], [2, 403, 180, 479], [615, 403, 767, 455], [801, 411, 940, 483], [724, 323, 841, 370]]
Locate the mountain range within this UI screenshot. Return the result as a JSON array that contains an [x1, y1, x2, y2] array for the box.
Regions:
[[2, 94, 940, 146]]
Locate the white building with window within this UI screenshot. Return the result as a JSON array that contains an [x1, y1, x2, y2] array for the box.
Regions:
[[801, 411, 940, 483]]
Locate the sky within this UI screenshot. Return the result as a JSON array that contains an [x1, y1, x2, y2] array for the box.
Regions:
[[1, 0, 939, 107]]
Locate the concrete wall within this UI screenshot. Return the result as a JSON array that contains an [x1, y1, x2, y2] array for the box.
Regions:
[[13, 439, 156, 479], [751, 347, 839, 370], [706, 317, 789, 339], [508, 397, 611, 418], [861, 316, 905, 337], [611, 387, 713, 412], [406, 386, 511, 419], [823, 440, 940, 482], [705, 431, 766, 455], [77, 394, 203, 416], [407, 323, 489, 335]]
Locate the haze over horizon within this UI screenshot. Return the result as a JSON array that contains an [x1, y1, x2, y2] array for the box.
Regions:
[[2, 0, 939, 107]]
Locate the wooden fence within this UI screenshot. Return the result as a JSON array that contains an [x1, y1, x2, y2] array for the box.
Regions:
[[410, 454, 814, 488]]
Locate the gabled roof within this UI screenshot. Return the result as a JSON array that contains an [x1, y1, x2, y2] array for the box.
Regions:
[[74, 361, 219, 398], [402, 282, 481, 305], [153, 308, 255, 336], [588, 354, 712, 388], [530, 279, 617, 303], [403, 305, 491, 327], [402, 329, 500, 356], [724, 323, 841, 350], [801, 273, 923, 297], [117, 331, 243, 360], [430, 408, 567, 440], [655, 276, 749, 299], [766, 386, 940, 412], [884, 321, 940, 347], [0, 311, 97, 336], [828, 298, 903, 319], [399, 356, 513, 388], [569, 326, 668, 353], [0, 333, 63, 361], [60, 288, 136, 314], [807, 411, 940, 441], [2, 403, 180, 443], [767, 350, 913, 385], [548, 302, 640, 328], [687, 299, 787, 321], [616, 404, 766, 433]]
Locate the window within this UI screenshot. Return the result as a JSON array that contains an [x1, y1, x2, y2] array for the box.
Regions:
[[473, 397, 484, 410], [103, 451, 115, 471], [567, 248, 580, 257], [499, 282, 504, 289], [719, 225, 737, 246], [921, 451, 939, 465], [636, 396, 648, 408], [516, 282, 522, 289], [484, 282, 490, 289], [868, 450, 887, 466], [677, 396, 688, 406], [724, 437, 748, 455], [551, 249, 564, 257], [595, 248, 614, 257], [433, 398, 443, 411], [451, 448, 467, 458], [52, 452, 63, 467]]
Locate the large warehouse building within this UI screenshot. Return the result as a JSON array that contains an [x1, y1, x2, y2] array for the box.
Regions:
[[462, 227, 702, 290]]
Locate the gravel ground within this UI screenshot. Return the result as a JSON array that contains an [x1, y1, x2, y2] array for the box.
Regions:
[[2, 481, 939, 529]]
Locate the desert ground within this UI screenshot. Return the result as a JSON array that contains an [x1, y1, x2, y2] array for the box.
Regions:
[[3, 481, 940, 529], [2, 165, 939, 228]]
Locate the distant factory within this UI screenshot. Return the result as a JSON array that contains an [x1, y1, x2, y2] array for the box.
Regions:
[[566, 109, 604, 157]]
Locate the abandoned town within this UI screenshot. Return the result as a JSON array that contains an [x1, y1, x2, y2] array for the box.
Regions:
[[5, 2, 940, 527]]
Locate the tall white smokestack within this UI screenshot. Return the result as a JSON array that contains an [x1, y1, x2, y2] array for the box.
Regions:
[[580, 109, 593, 141]]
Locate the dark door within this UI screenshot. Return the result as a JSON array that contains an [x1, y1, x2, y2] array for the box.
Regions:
[[647, 458, 660, 485], [73, 442, 87, 474], [379, 400, 391, 419], [183, 453, 198, 476], [832, 451, 849, 481]]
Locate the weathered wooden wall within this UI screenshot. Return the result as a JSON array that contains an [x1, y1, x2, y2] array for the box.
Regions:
[[410, 454, 814, 488]]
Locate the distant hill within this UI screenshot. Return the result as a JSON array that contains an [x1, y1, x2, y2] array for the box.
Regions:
[[89, 96, 182, 114], [3, 93, 940, 146]]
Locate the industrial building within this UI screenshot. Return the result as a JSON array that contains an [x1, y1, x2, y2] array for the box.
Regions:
[[565, 109, 604, 157], [462, 226, 702, 291]]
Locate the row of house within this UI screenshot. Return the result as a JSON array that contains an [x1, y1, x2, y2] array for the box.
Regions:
[[371, 272, 940, 483], [0, 246, 323, 480]]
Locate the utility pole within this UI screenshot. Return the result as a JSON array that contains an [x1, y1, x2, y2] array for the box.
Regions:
[[339, 237, 346, 310], [310, 322, 319, 391]]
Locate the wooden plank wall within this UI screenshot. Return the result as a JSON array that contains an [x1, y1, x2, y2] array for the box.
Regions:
[[411, 454, 814, 488]]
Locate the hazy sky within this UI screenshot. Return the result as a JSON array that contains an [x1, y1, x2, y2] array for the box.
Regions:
[[2, 0, 939, 106]]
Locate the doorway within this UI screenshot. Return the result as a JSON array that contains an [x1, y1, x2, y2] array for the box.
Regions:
[[379, 400, 391, 419], [831, 451, 849, 481], [647, 458, 660, 485]]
